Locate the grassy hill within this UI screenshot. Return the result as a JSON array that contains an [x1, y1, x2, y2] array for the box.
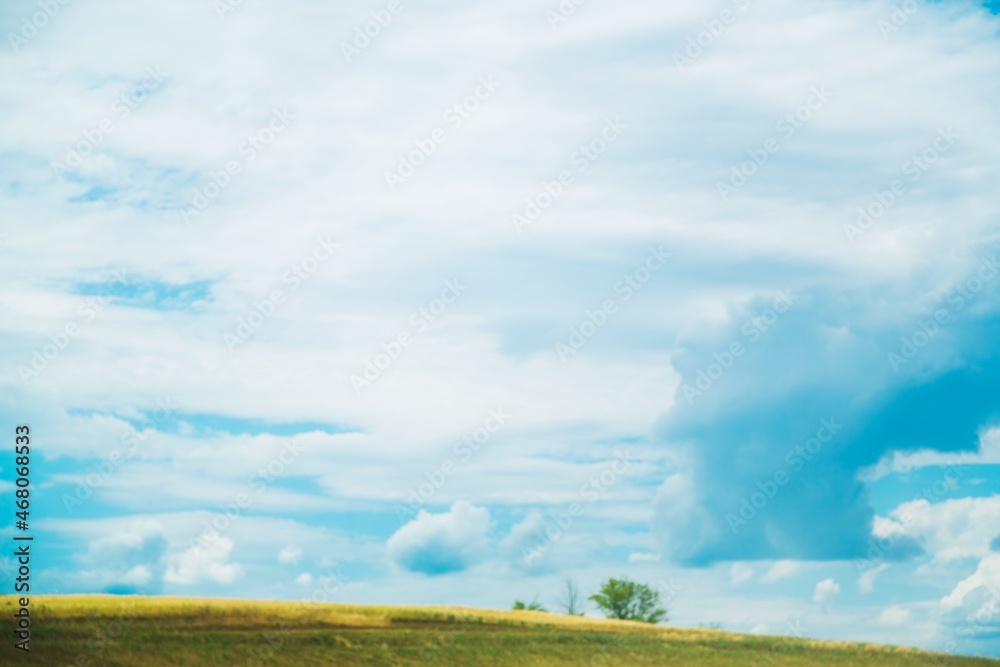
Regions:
[[0, 595, 997, 666]]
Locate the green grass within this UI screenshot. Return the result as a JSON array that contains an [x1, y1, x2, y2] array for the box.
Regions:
[[0, 595, 997, 666]]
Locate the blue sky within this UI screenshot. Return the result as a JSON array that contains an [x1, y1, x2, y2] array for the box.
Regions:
[[2, 0, 1000, 658]]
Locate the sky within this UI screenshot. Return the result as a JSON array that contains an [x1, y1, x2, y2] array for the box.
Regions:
[[1, 0, 1000, 658]]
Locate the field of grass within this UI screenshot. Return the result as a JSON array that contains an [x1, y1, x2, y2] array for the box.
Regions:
[[0, 595, 998, 666]]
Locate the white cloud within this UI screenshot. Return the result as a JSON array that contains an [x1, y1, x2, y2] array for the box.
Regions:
[[42, 511, 381, 593], [295, 572, 313, 586], [120, 565, 153, 586], [861, 428, 1000, 481], [877, 496, 1000, 563], [83, 519, 168, 566], [879, 605, 911, 627], [762, 560, 803, 583], [858, 564, 889, 594], [74, 520, 168, 592], [814, 578, 841, 604], [942, 553, 1000, 612], [388, 501, 492, 575], [4, 0, 1000, 656], [652, 469, 718, 562], [499, 510, 555, 571], [939, 553, 1000, 640], [629, 552, 661, 563], [278, 544, 302, 565], [730, 562, 754, 586], [164, 537, 242, 585]]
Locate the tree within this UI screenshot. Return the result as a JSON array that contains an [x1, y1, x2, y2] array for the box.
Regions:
[[588, 578, 667, 624], [556, 577, 584, 616], [512, 596, 547, 612]]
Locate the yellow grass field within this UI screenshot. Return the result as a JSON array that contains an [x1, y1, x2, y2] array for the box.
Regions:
[[0, 595, 998, 666]]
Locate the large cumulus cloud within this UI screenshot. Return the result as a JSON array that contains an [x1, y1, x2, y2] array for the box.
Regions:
[[655, 267, 1000, 564], [388, 501, 492, 575]]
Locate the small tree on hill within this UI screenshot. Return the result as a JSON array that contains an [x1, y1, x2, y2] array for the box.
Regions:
[[589, 578, 667, 624], [556, 577, 584, 616], [512, 596, 547, 612]]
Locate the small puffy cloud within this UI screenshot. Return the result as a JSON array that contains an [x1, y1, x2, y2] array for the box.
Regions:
[[813, 578, 841, 604], [858, 564, 889, 594], [278, 544, 302, 565], [295, 572, 313, 585], [879, 605, 911, 627], [730, 562, 754, 586], [628, 552, 661, 563], [762, 560, 803, 583], [165, 537, 241, 585], [388, 501, 492, 575]]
